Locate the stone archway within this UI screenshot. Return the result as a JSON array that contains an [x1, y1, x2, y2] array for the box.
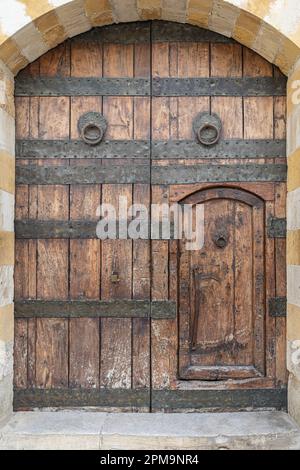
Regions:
[[0, 0, 300, 426]]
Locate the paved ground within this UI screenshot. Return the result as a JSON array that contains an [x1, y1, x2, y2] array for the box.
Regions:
[[0, 410, 300, 450]]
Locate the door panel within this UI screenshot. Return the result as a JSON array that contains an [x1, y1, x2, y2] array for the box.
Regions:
[[179, 188, 265, 381], [14, 21, 287, 412]]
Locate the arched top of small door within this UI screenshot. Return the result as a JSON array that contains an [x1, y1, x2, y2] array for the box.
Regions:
[[179, 186, 264, 209]]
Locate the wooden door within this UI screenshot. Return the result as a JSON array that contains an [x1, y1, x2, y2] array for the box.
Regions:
[[14, 21, 287, 412], [178, 188, 265, 381]]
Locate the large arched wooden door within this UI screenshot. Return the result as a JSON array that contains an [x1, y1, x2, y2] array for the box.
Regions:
[[14, 22, 287, 412]]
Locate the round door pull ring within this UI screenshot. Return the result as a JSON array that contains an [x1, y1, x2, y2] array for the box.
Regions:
[[193, 112, 222, 146], [78, 112, 107, 146]]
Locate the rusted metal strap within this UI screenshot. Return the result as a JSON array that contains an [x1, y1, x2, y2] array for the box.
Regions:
[[269, 297, 287, 317], [15, 220, 177, 240], [16, 139, 286, 160], [14, 389, 150, 410], [16, 163, 150, 184], [15, 77, 286, 97], [75, 21, 235, 44], [152, 139, 286, 159], [14, 300, 177, 319], [15, 77, 151, 97], [267, 217, 287, 238], [152, 77, 286, 97], [152, 21, 235, 43], [75, 21, 151, 44], [16, 139, 150, 159], [152, 388, 287, 411], [151, 164, 287, 184]]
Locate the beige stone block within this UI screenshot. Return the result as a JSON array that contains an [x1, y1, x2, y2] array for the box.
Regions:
[[209, 0, 240, 38], [288, 304, 300, 341], [13, 22, 49, 64], [253, 23, 283, 64], [287, 339, 300, 379], [84, 0, 114, 27], [0, 304, 13, 343], [0, 232, 14, 265], [0, 64, 14, 119], [287, 149, 300, 192], [287, 66, 300, 117], [55, 0, 92, 38], [288, 374, 300, 425], [187, 0, 213, 29], [0, 190, 14, 231], [34, 11, 68, 50], [0, 38, 28, 74], [0, 373, 13, 426], [287, 188, 300, 231], [161, 0, 187, 22], [0, 266, 13, 307], [275, 37, 300, 76], [233, 11, 262, 49], [0, 110, 15, 155], [0, 152, 14, 195], [287, 105, 300, 156], [287, 230, 300, 265], [287, 265, 300, 308], [110, 0, 140, 22], [0, 340, 13, 382], [137, 0, 162, 20]]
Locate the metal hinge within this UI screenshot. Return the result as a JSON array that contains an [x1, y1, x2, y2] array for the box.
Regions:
[[269, 297, 287, 317], [267, 217, 286, 238]]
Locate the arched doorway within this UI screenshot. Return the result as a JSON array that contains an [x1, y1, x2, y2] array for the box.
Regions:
[[13, 21, 287, 412]]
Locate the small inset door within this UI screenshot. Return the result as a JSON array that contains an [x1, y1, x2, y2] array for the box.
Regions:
[[179, 188, 265, 381]]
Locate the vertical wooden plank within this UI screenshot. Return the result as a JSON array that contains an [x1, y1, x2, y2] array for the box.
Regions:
[[14, 320, 28, 389], [100, 185, 133, 389], [211, 44, 242, 77], [35, 47, 70, 390], [99, 41, 136, 392], [274, 94, 287, 385], [68, 48, 102, 389], [132, 184, 150, 390]]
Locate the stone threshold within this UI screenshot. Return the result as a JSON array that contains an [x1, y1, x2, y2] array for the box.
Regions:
[[0, 411, 300, 450]]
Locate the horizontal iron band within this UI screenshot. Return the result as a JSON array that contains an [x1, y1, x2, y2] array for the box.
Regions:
[[152, 21, 235, 43], [15, 77, 151, 97], [268, 297, 287, 317], [14, 389, 150, 410], [15, 77, 286, 97], [16, 164, 150, 184], [267, 217, 287, 238], [16, 140, 150, 159], [75, 21, 235, 44], [13, 387, 287, 410], [14, 300, 177, 319], [16, 163, 287, 185], [151, 164, 287, 184], [152, 388, 287, 410], [152, 77, 286, 97], [16, 139, 286, 160], [15, 220, 177, 240], [152, 139, 286, 159]]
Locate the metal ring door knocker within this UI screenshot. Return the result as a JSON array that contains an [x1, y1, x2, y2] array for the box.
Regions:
[[193, 112, 222, 146], [78, 112, 107, 146], [213, 232, 228, 249]]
